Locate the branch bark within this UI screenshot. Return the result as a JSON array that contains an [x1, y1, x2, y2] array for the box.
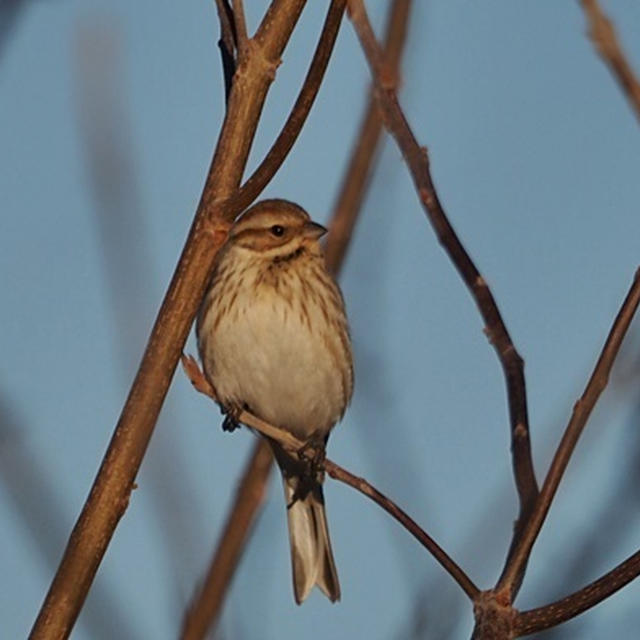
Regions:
[[29, 2, 307, 638], [580, 0, 640, 123], [213, 0, 237, 101], [515, 547, 640, 635], [345, 0, 538, 556]]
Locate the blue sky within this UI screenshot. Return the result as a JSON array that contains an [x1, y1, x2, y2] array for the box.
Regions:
[[2, 2, 640, 638]]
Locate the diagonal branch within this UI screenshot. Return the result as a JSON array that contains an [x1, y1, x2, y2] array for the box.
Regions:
[[182, 356, 480, 601], [346, 0, 538, 546], [29, 2, 308, 638], [580, 0, 640, 123], [497, 268, 640, 598], [515, 547, 640, 636]]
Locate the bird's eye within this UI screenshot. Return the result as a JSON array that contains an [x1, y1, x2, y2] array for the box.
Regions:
[[270, 225, 285, 237]]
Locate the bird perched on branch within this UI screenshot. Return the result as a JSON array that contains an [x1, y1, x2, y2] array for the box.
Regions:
[[197, 198, 354, 603]]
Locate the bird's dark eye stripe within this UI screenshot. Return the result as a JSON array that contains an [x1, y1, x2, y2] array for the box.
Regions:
[[270, 225, 285, 237]]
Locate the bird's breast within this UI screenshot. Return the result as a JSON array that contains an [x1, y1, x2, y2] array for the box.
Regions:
[[198, 263, 351, 439]]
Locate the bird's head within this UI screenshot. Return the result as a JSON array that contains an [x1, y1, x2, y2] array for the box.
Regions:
[[228, 199, 327, 260]]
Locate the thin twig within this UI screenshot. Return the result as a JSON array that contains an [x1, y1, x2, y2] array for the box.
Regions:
[[580, 0, 640, 123], [180, 4, 414, 636], [498, 268, 640, 598], [182, 356, 479, 601], [214, 0, 237, 102], [325, 0, 411, 273], [346, 0, 538, 550], [232, 0, 249, 62], [515, 547, 640, 636], [325, 460, 479, 600], [229, 0, 347, 214], [180, 442, 273, 640], [29, 3, 308, 638]]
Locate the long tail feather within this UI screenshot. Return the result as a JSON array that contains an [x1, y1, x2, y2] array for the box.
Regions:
[[283, 475, 340, 604]]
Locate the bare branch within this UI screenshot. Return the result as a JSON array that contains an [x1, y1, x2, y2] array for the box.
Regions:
[[346, 0, 538, 541], [230, 0, 346, 214], [325, 461, 479, 600], [232, 0, 249, 61], [180, 442, 273, 640], [29, 2, 308, 638], [214, 0, 237, 102], [515, 547, 640, 636], [182, 355, 479, 601], [498, 268, 640, 597], [580, 0, 640, 123]]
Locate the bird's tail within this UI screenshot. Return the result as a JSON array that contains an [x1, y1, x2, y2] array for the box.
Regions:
[[282, 473, 340, 604]]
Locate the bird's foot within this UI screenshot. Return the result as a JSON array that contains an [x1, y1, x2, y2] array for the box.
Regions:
[[221, 405, 243, 433], [297, 436, 326, 480]]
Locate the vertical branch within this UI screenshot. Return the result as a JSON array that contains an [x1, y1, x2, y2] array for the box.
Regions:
[[180, 2, 414, 637], [231, 0, 249, 61], [213, 0, 237, 102], [29, 2, 307, 639], [345, 0, 538, 546], [580, 0, 640, 123]]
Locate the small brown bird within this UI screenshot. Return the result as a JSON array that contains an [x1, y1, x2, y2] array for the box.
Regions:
[[197, 199, 353, 603]]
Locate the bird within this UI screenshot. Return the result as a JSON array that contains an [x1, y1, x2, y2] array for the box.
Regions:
[[196, 198, 354, 604]]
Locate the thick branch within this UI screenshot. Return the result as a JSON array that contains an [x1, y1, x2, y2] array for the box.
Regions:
[[29, 3, 307, 639], [346, 0, 538, 544], [182, 356, 479, 601], [580, 0, 640, 123], [515, 547, 640, 635], [498, 268, 640, 597]]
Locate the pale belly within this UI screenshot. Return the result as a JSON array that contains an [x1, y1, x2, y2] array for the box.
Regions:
[[203, 293, 347, 440]]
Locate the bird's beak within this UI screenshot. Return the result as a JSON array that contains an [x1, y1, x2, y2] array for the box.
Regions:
[[303, 221, 328, 240]]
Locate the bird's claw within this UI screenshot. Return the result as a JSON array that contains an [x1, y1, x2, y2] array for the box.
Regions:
[[221, 405, 242, 432]]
